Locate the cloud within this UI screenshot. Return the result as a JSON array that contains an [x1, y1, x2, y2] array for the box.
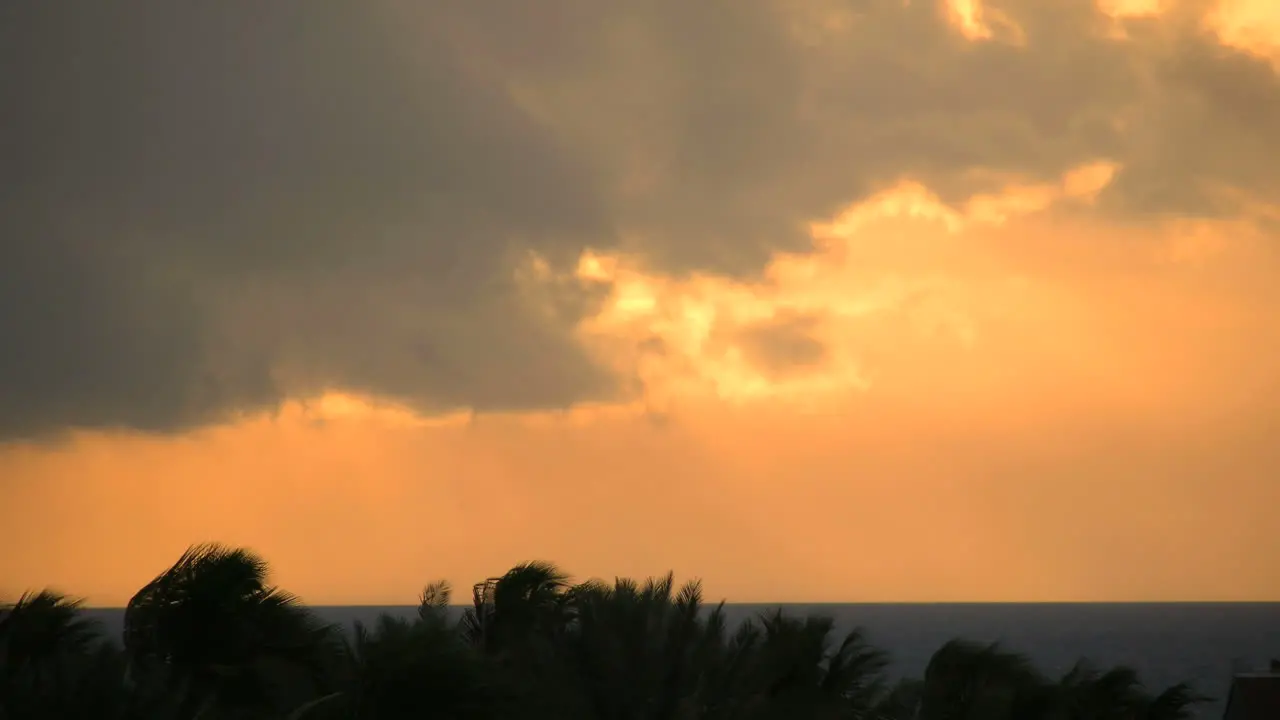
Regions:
[[6, 132, 1280, 602], [734, 312, 829, 378], [1, 2, 615, 439], [4, 0, 1280, 440]]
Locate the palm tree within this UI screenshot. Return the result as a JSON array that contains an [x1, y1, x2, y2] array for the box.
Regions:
[[463, 561, 572, 655], [1138, 680, 1206, 720], [0, 590, 130, 720], [1040, 660, 1210, 720], [914, 639, 1047, 720], [462, 561, 577, 719], [1057, 664, 1149, 720], [562, 573, 718, 719], [122, 543, 340, 719], [334, 581, 495, 720], [869, 678, 925, 720], [4, 549, 1215, 720], [720, 610, 891, 720], [557, 574, 896, 720], [908, 646, 1209, 720]]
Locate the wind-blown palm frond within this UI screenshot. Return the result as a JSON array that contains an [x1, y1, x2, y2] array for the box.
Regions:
[[823, 627, 892, 707], [416, 579, 453, 629], [463, 561, 570, 654], [339, 610, 496, 720], [3, 548, 1214, 720], [0, 590, 130, 720], [723, 610, 892, 719], [0, 590, 100, 671], [918, 639, 1044, 720], [123, 543, 338, 718], [1142, 681, 1210, 720], [459, 562, 575, 719], [563, 572, 703, 718]]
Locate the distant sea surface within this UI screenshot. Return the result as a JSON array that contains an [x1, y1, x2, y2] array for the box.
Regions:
[[85, 602, 1280, 719]]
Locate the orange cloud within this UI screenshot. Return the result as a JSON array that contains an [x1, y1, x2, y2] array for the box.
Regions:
[[943, 0, 1025, 44], [1205, 0, 1280, 67], [9, 162, 1278, 605], [1097, 0, 1167, 19], [1096, 0, 1280, 62], [550, 160, 1124, 413]]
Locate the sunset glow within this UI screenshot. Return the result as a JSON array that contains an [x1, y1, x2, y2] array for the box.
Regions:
[[3, 0, 1279, 607]]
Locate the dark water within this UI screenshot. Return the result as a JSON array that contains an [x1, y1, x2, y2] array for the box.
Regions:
[[85, 603, 1280, 718]]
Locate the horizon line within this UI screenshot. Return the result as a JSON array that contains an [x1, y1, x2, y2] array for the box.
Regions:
[[78, 599, 1280, 610]]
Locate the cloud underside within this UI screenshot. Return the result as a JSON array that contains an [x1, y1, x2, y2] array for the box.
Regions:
[[3, 0, 1280, 439]]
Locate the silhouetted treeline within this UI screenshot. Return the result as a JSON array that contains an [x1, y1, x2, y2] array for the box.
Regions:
[[0, 543, 1209, 720]]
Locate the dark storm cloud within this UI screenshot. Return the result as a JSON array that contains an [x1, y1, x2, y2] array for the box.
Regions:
[[1, 1, 615, 439], [3, 0, 1279, 439]]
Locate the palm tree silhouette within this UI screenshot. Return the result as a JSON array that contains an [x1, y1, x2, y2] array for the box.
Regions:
[[333, 579, 496, 720], [3, 546, 1215, 720], [463, 561, 571, 656], [462, 561, 577, 718], [915, 640, 1046, 719], [910, 642, 1208, 720], [0, 590, 131, 719], [122, 543, 339, 719], [563, 573, 721, 719]]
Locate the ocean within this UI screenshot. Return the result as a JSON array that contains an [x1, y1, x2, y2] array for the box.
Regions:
[[84, 602, 1280, 719]]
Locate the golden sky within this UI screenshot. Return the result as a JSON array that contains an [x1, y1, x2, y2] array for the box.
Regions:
[[3, 0, 1280, 605]]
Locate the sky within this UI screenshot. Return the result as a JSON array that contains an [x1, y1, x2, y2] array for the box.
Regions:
[[3, 0, 1280, 606]]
